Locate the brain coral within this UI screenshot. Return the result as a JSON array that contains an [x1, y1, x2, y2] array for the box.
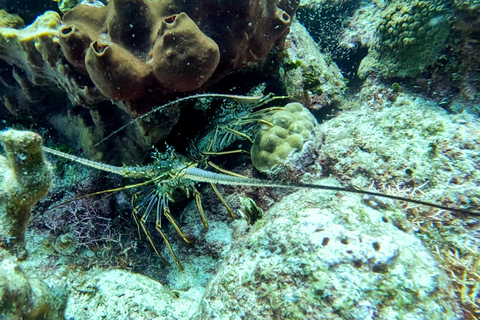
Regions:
[[251, 102, 317, 172], [358, 0, 451, 78]]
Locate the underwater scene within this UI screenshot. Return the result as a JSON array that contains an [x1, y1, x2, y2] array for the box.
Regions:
[[0, 0, 479, 318]]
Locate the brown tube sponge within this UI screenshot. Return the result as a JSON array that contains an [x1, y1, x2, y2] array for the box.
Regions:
[[54, 0, 298, 113], [152, 13, 220, 92], [85, 41, 150, 100], [58, 24, 91, 72], [106, 0, 156, 52]]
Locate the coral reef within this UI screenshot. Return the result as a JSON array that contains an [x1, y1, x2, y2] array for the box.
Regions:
[[251, 102, 317, 173], [2, 2, 479, 318], [358, 0, 451, 78], [317, 80, 480, 315], [0, 129, 52, 259], [0, 0, 299, 162], [6, 79, 478, 319]]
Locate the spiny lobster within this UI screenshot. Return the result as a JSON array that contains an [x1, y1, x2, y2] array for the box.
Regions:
[[42, 93, 480, 270]]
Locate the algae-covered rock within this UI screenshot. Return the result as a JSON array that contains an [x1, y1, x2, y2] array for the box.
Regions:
[[0, 129, 52, 258], [0, 10, 25, 29], [251, 102, 317, 173], [358, 0, 451, 78], [199, 186, 458, 319], [0, 251, 65, 319], [280, 21, 347, 107], [65, 269, 199, 319]]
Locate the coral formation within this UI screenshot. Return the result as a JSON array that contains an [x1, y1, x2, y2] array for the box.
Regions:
[[6, 80, 478, 320], [0, 0, 299, 161], [251, 102, 317, 172], [0, 129, 52, 258], [358, 0, 451, 78]]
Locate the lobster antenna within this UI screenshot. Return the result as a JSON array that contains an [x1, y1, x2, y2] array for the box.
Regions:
[[92, 93, 264, 149]]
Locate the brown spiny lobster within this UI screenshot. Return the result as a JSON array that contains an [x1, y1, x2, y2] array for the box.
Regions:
[[43, 93, 480, 270]]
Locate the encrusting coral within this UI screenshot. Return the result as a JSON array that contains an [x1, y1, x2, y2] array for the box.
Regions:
[[358, 0, 451, 78], [0, 129, 52, 259]]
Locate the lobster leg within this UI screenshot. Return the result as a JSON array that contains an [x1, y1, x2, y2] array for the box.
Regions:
[[193, 187, 209, 229], [160, 194, 190, 244], [210, 183, 235, 219]]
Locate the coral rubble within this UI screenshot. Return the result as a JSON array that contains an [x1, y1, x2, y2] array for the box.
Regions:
[[0, 129, 52, 259]]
